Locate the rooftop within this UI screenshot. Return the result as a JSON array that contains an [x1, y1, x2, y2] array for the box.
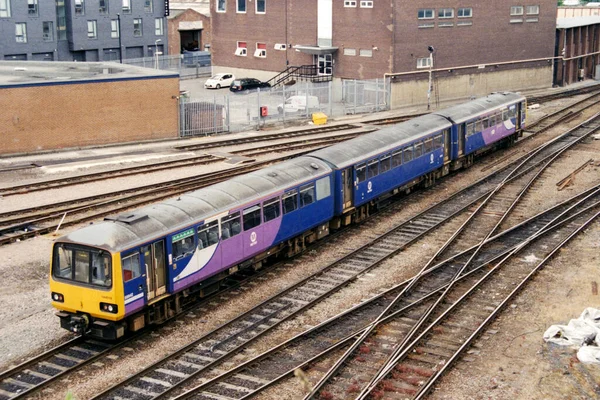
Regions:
[[557, 15, 600, 28]]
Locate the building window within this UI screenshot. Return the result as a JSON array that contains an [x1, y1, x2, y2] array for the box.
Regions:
[[237, 0, 246, 13], [122, 0, 131, 13], [75, 0, 84, 15], [235, 41, 247, 56], [418, 9, 434, 19], [28, 0, 38, 16], [133, 18, 142, 36], [0, 0, 10, 18], [457, 7, 472, 18], [360, 1, 373, 7], [438, 21, 454, 27], [15, 23, 27, 43], [56, 1, 66, 40], [254, 42, 266, 57], [526, 5, 539, 14], [217, 0, 226, 12], [510, 6, 523, 15], [359, 49, 372, 57], [99, 0, 108, 13], [87, 20, 97, 39], [144, 0, 152, 13], [111, 19, 119, 38], [344, 1, 356, 6], [155, 18, 163, 35], [417, 57, 431, 68], [43, 21, 53, 41], [438, 8, 453, 18], [343, 48, 356, 56], [256, 0, 265, 13]]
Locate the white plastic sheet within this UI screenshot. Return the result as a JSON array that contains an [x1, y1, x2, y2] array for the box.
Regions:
[[543, 307, 600, 364]]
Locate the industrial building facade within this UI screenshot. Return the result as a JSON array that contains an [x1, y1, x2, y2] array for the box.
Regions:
[[0, 0, 168, 62]]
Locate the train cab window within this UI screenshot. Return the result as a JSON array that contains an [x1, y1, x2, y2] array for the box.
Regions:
[[283, 189, 298, 214], [91, 252, 111, 286], [391, 150, 402, 168], [300, 183, 316, 207], [172, 228, 195, 260], [423, 138, 433, 153], [53, 244, 112, 288], [74, 251, 90, 283], [403, 146, 414, 162], [122, 253, 141, 282], [380, 154, 391, 173], [263, 196, 281, 222], [367, 158, 379, 179], [198, 221, 219, 248], [243, 204, 262, 230], [356, 162, 366, 183], [508, 106, 516, 119], [414, 143, 423, 158], [221, 212, 241, 240]]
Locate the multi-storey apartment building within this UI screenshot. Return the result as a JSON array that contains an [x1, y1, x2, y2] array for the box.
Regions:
[[211, 0, 558, 104], [0, 0, 168, 61]]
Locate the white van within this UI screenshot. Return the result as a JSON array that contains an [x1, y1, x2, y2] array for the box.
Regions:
[[277, 95, 320, 113]]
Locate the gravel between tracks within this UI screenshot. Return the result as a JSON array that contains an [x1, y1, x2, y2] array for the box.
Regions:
[[0, 96, 599, 400]]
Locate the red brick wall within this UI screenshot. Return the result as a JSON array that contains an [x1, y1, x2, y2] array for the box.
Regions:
[[168, 9, 212, 55], [1, 77, 180, 155]]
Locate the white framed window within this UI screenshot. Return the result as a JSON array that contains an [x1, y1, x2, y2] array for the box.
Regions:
[[28, 0, 38, 16], [43, 21, 53, 41], [344, 1, 356, 7], [510, 6, 523, 15], [15, 23, 27, 43], [237, 0, 246, 13], [155, 18, 163, 35], [417, 57, 432, 69], [256, 0, 265, 13], [144, 0, 152, 12], [254, 43, 266, 58], [360, 1, 373, 8], [122, 0, 131, 13], [343, 48, 356, 56], [418, 9, 434, 19], [75, 0, 85, 15], [235, 41, 247, 56], [99, 0, 108, 13], [111, 19, 119, 38], [133, 18, 142, 36], [0, 0, 11, 18], [87, 20, 97, 39], [438, 8, 453, 18], [526, 5, 539, 14], [457, 7, 472, 18], [359, 49, 372, 57], [216, 0, 226, 12]]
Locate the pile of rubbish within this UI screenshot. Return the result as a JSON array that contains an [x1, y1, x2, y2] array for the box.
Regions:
[[543, 307, 600, 364]]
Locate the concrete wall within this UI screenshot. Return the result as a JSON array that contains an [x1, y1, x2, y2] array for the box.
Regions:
[[390, 65, 553, 109], [1, 77, 180, 155]]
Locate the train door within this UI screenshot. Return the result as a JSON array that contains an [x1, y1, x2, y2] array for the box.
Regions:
[[142, 240, 166, 301], [516, 106, 522, 130], [457, 125, 465, 159], [341, 168, 353, 211], [242, 204, 264, 259]]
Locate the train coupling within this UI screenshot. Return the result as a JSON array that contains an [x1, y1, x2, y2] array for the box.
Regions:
[[56, 312, 126, 340]]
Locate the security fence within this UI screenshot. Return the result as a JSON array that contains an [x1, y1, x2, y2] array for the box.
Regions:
[[179, 78, 390, 137], [124, 53, 211, 79]]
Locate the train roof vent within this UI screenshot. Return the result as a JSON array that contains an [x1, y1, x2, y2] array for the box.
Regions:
[[310, 163, 320, 170], [267, 172, 278, 177], [105, 213, 149, 224]]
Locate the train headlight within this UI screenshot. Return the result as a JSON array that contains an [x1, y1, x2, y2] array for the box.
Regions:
[[51, 292, 64, 302], [100, 302, 118, 314]]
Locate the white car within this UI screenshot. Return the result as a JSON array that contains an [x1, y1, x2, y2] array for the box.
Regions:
[[204, 73, 235, 89]]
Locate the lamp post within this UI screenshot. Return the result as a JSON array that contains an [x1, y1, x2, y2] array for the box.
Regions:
[[427, 45, 434, 111], [117, 13, 122, 63], [155, 39, 162, 69]]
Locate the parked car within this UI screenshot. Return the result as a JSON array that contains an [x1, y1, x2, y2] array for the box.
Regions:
[[229, 78, 271, 93], [205, 73, 235, 89], [277, 95, 320, 113]]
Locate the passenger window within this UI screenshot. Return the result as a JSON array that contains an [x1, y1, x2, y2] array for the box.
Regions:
[[220, 212, 241, 240], [502, 110, 508, 121], [198, 221, 219, 248], [433, 134, 443, 149], [475, 120, 483, 133], [466, 123, 474, 136], [403, 146, 413, 162], [74, 250, 90, 283], [300, 183, 315, 207], [380, 154, 391, 173], [392, 150, 402, 168], [172, 229, 195, 260], [414, 143, 423, 158], [263, 196, 281, 222], [316, 176, 331, 200], [243, 205, 262, 230], [482, 118, 489, 129], [122, 253, 141, 282], [424, 139, 433, 153], [367, 158, 379, 179], [356, 162, 366, 183], [283, 190, 298, 214]]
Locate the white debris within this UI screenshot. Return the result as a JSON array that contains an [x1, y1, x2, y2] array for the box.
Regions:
[[543, 307, 600, 364]]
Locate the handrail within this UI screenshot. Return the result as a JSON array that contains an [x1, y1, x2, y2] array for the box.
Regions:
[[266, 64, 332, 87]]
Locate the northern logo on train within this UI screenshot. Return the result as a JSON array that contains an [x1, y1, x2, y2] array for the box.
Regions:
[[250, 231, 258, 246], [367, 181, 373, 194]]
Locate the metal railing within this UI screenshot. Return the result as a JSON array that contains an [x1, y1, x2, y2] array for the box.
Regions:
[[123, 53, 211, 79]]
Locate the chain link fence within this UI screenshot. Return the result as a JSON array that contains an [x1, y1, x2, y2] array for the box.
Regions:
[[124, 53, 211, 79]]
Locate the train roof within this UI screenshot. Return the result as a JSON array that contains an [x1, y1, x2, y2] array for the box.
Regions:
[[308, 113, 451, 168], [57, 157, 332, 252], [433, 92, 525, 124]]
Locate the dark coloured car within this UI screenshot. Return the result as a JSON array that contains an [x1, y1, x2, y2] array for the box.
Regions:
[[229, 78, 271, 93]]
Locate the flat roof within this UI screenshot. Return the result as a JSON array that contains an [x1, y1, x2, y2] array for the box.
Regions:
[[0, 61, 178, 87], [557, 16, 600, 29]]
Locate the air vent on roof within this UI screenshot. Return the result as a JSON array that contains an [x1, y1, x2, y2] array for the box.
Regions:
[[105, 213, 149, 224], [413, 123, 419, 127], [310, 163, 320, 170], [268, 172, 278, 177]]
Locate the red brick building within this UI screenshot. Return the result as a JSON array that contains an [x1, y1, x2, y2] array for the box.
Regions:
[[168, 8, 212, 55]]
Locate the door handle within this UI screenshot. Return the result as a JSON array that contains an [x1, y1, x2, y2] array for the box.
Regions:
[[138, 285, 143, 292]]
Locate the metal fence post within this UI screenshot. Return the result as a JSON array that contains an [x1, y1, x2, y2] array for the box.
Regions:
[[328, 81, 333, 117], [375, 78, 379, 112], [282, 83, 286, 124], [213, 93, 217, 136]]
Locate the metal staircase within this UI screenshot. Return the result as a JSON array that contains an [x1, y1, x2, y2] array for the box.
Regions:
[[266, 65, 332, 88]]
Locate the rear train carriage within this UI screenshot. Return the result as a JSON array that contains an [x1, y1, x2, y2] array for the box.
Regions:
[[50, 157, 334, 339]]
